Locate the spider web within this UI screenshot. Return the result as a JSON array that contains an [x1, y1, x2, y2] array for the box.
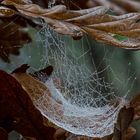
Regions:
[[28, 1, 129, 137], [34, 20, 128, 137], [0, 1, 136, 138]]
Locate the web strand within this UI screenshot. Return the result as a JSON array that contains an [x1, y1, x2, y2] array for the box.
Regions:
[[34, 23, 127, 137]]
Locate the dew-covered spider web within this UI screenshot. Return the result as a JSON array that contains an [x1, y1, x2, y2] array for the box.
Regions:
[[0, 1, 136, 138], [24, 1, 131, 138], [31, 18, 130, 138]]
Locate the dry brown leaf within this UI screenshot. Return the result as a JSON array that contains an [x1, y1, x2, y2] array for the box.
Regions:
[[112, 0, 140, 13], [130, 92, 140, 121], [89, 0, 126, 15], [88, 14, 140, 37], [0, 20, 31, 62], [83, 27, 140, 50], [0, 5, 17, 17], [113, 107, 134, 140], [12, 64, 63, 117], [45, 6, 109, 20], [46, 18, 84, 37], [12, 65, 108, 140], [54, 128, 67, 140], [66, 6, 109, 25], [124, 127, 136, 140], [59, 0, 140, 14], [12, 69, 52, 102], [4, 0, 32, 5], [12, 64, 66, 140], [3, 0, 140, 50], [0, 70, 55, 140]]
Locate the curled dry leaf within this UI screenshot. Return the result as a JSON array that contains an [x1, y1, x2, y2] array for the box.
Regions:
[[0, 70, 55, 140], [2, 0, 140, 50], [12, 64, 63, 117], [0, 20, 31, 62], [54, 128, 67, 140], [12, 64, 30, 73], [12, 67, 52, 102], [0, 2, 42, 63], [124, 127, 136, 140], [89, 0, 140, 14], [12, 65, 114, 140], [113, 107, 134, 140], [0, 5, 17, 17], [0, 10, 42, 28], [58, 0, 140, 14], [33, 65, 53, 82], [110, 0, 140, 13], [4, 0, 32, 5], [130, 92, 140, 121]]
